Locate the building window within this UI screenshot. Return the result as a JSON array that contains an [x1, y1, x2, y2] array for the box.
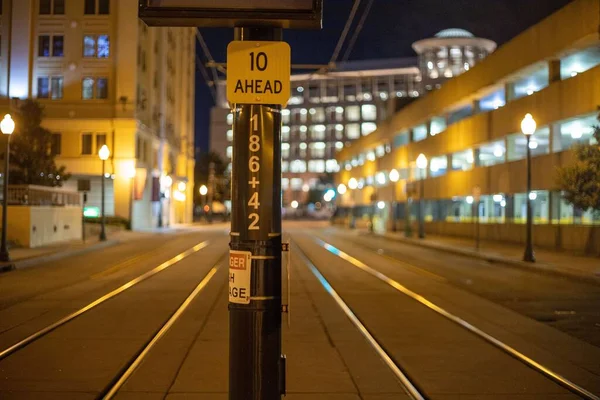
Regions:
[[477, 140, 505, 167], [37, 77, 50, 98], [51, 77, 63, 99], [40, 0, 51, 14], [429, 155, 448, 178], [83, 35, 110, 58], [308, 160, 325, 173], [52, 36, 64, 57], [38, 35, 50, 57], [430, 117, 446, 136], [81, 134, 93, 155], [451, 149, 474, 171], [290, 160, 307, 173], [393, 131, 410, 148], [507, 128, 550, 161], [346, 105, 360, 122], [309, 142, 326, 158], [54, 0, 65, 14], [346, 124, 360, 140], [97, 77, 108, 99], [413, 124, 428, 142], [85, 0, 109, 15], [37, 76, 63, 99], [96, 133, 107, 151], [361, 104, 377, 121], [361, 122, 377, 136], [51, 133, 62, 155], [82, 78, 94, 99], [281, 143, 290, 159]]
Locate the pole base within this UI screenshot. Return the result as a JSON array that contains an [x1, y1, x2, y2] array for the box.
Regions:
[[0, 250, 10, 262], [523, 251, 536, 263], [99, 232, 107, 242]]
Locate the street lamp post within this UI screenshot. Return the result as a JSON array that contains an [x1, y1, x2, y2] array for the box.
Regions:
[[389, 169, 400, 232], [126, 166, 137, 231], [0, 115, 15, 263], [348, 177, 357, 229], [98, 144, 110, 241], [416, 153, 428, 239], [521, 113, 536, 262]]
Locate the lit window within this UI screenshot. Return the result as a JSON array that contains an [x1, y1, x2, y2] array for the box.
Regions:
[[51, 77, 63, 99], [308, 160, 325, 173], [451, 149, 474, 171], [309, 142, 326, 158], [281, 162, 289, 173], [226, 129, 233, 142], [361, 122, 377, 136], [413, 124, 427, 142], [290, 178, 303, 190], [82, 78, 94, 99], [347, 105, 360, 121], [83, 35, 96, 57], [97, 35, 110, 58], [430, 117, 446, 136], [281, 178, 289, 190], [226, 113, 233, 125], [325, 160, 339, 173], [375, 145, 385, 157], [281, 143, 290, 159], [346, 124, 360, 139], [290, 160, 306, 173], [38, 36, 50, 57], [96, 77, 108, 99], [361, 104, 377, 121], [226, 146, 233, 159], [429, 156, 448, 177]]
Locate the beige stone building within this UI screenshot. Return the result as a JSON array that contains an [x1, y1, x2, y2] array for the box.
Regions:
[[335, 0, 600, 252], [0, 0, 195, 229]]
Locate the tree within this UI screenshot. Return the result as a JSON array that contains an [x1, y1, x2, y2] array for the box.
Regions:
[[555, 112, 600, 214], [7, 100, 70, 186], [194, 150, 229, 204]]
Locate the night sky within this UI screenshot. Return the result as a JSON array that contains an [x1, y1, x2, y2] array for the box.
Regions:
[[194, 0, 573, 153]]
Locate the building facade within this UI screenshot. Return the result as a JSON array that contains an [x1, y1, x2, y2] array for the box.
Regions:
[[0, 0, 196, 230], [335, 0, 600, 252], [210, 30, 495, 206]]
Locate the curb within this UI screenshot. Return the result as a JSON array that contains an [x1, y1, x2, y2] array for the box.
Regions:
[[372, 232, 600, 285], [0, 239, 121, 273]]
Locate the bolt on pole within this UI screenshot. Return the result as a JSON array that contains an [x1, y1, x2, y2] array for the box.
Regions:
[[228, 26, 285, 400]]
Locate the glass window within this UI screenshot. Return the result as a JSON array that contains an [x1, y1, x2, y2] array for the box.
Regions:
[[97, 77, 108, 99], [290, 160, 306, 173], [558, 115, 598, 151], [375, 145, 385, 158], [281, 162, 289, 173], [310, 125, 326, 140], [311, 108, 325, 123], [451, 149, 474, 171], [513, 191, 550, 224], [97, 35, 110, 58], [361, 122, 377, 136], [346, 105, 360, 122], [226, 146, 233, 159], [52, 36, 64, 57], [290, 178, 303, 191], [54, 0, 65, 14], [40, 0, 51, 14], [447, 105, 473, 125], [37, 77, 50, 98], [281, 126, 290, 142], [281, 109, 290, 124], [361, 104, 377, 121], [507, 127, 550, 161], [82, 77, 94, 99], [429, 155, 448, 177], [96, 134, 107, 152], [325, 159, 338, 173], [38, 35, 50, 57], [479, 89, 505, 112], [226, 113, 233, 125], [346, 123, 360, 139], [281, 143, 290, 159], [81, 134, 93, 155], [281, 178, 289, 191], [477, 140, 505, 167], [308, 160, 325, 173], [393, 131, 410, 148], [84, 0, 95, 14], [98, 0, 109, 14], [560, 46, 600, 79], [50, 77, 63, 99], [513, 65, 549, 99], [413, 124, 427, 142], [226, 129, 233, 142], [83, 35, 96, 57], [430, 117, 446, 136], [309, 142, 326, 158], [51, 133, 61, 155]]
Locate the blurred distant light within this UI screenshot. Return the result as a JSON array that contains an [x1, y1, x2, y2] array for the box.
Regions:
[[493, 194, 503, 203], [529, 192, 537, 200], [291, 200, 299, 209], [297, 86, 304, 93], [466, 196, 474, 204], [337, 184, 347, 195], [377, 201, 385, 210]]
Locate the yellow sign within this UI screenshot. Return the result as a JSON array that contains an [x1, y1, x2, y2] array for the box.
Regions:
[[227, 41, 291, 106]]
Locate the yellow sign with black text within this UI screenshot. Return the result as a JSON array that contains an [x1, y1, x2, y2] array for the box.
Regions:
[[227, 41, 291, 106]]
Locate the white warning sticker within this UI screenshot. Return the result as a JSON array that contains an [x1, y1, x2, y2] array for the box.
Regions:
[[229, 250, 252, 304]]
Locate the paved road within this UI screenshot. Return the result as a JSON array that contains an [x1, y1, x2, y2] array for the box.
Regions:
[[0, 221, 597, 399]]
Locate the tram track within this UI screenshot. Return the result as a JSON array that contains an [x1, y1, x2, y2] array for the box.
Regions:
[[291, 233, 600, 400], [0, 240, 213, 361]]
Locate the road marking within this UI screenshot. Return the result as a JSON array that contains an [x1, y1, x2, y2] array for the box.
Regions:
[[315, 238, 600, 400], [0, 241, 211, 361]]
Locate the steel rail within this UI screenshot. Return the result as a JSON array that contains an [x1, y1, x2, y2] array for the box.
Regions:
[[314, 238, 600, 400], [292, 241, 427, 400], [0, 241, 211, 361], [100, 257, 223, 399]]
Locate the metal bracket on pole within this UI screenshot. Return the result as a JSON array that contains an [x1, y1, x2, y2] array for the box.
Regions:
[[281, 241, 291, 327]]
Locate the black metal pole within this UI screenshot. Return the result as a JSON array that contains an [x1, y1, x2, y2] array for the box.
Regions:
[[391, 184, 397, 232], [418, 179, 425, 239], [229, 26, 284, 400], [100, 159, 107, 241], [0, 135, 11, 262], [475, 199, 480, 251], [523, 135, 535, 262]]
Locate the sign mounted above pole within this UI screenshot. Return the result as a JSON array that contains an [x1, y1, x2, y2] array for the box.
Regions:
[[227, 41, 291, 105], [138, 0, 323, 29]]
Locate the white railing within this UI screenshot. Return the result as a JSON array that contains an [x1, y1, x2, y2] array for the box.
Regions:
[[0, 185, 81, 206]]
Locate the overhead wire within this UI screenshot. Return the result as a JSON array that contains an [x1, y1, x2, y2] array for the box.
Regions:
[[195, 29, 220, 102], [329, 0, 362, 65], [196, 55, 216, 102], [341, 0, 374, 62]]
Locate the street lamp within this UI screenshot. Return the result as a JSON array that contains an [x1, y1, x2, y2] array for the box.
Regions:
[[389, 169, 400, 232], [199, 184, 208, 196], [521, 113, 536, 262], [98, 144, 110, 241], [416, 153, 428, 239], [0, 114, 15, 263]]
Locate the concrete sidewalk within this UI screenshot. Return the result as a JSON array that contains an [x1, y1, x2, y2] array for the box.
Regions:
[[364, 228, 600, 284]]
